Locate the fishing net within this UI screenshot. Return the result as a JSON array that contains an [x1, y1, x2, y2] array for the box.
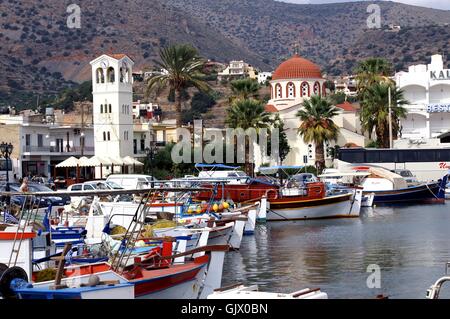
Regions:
[[34, 268, 58, 283], [142, 220, 177, 238]]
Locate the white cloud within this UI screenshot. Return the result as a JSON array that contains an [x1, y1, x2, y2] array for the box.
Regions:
[[278, 0, 450, 10]]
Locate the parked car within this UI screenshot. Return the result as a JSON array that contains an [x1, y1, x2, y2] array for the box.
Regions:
[[30, 176, 56, 190], [83, 180, 124, 190], [0, 183, 69, 213], [390, 169, 420, 187], [27, 183, 71, 207], [106, 174, 157, 190]]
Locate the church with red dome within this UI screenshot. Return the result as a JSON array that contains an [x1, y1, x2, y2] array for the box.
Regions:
[[256, 54, 366, 168]]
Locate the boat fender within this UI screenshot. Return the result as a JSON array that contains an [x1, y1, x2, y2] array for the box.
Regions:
[[265, 189, 278, 200]]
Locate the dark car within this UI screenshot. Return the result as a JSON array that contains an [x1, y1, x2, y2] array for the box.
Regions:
[[27, 183, 71, 207], [30, 176, 56, 191], [0, 182, 70, 209]]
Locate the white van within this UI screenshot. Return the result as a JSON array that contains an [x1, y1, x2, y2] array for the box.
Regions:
[[106, 174, 156, 190]]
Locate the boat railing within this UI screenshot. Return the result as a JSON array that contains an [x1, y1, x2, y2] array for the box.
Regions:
[[0, 187, 212, 198]]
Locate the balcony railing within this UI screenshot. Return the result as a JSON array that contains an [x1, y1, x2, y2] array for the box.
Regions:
[[23, 146, 95, 153]]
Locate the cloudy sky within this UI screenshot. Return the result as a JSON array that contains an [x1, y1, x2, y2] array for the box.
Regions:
[[278, 0, 450, 10]]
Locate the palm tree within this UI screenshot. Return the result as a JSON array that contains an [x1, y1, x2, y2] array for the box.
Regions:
[[360, 83, 408, 148], [145, 44, 210, 127], [226, 99, 272, 176], [355, 58, 393, 94], [297, 96, 340, 172], [229, 78, 260, 102]]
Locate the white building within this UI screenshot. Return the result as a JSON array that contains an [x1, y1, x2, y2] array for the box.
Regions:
[[218, 61, 257, 81], [0, 110, 94, 179], [90, 54, 134, 174], [259, 54, 367, 168], [334, 75, 358, 97], [257, 72, 272, 84], [394, 54, 450, 149]]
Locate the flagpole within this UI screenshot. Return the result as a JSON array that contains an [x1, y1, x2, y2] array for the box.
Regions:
[[388, 85, 393, 149]]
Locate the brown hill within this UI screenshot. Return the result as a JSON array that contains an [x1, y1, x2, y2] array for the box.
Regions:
[[1, 0, 450, 107]]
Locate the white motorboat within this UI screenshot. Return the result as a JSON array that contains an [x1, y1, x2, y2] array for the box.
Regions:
[[208, 284, 328, 299]]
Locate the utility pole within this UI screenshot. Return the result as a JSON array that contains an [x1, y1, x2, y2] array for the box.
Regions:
[[388, 85, 393, 149], [81, 102, 85, 156]]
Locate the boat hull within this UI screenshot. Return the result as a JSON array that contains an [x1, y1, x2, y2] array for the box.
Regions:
[[267, 193, 357, 221], [365, 182, 444, 204]]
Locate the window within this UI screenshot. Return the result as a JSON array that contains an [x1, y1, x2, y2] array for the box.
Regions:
[[84, 184, 95, 190], [25, 134, 31, 146], [275, 84, 282, 98], [140, 139, 145, 151], [71, 185, 82, 191], [37, 134, 43, 147], [301, 82, 310, 97], [109, 104, 112, 113], [96, 68, 105, 83], [100, 104, 103, 113], [322, 83, 327, 96], [313, 82, 321, 96], [287, 82, 295, 98], [133, 139, 137, 154], [103, 132, 106, 141], [107, 67, 115, 83], [107, 132, 111, 141]]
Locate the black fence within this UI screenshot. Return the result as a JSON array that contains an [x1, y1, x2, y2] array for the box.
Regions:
[[338, 148, 450, 163]]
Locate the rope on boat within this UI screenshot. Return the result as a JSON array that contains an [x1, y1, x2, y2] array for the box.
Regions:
[[425, 183, 439, 200], [267, 208, 290, 221]]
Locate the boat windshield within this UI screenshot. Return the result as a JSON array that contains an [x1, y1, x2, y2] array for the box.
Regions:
[[399, 171, 413, 177], [106, 181, 123, 189]]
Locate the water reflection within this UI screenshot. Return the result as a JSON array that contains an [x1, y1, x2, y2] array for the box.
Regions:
[[222, 203, 450, 298]]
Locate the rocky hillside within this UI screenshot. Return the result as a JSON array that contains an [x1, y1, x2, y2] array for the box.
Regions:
[[1, 0, 449, 107]]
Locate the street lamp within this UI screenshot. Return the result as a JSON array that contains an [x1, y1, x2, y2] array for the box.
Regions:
[[145, 145, 155, 188], [0, 142, 14, 206]]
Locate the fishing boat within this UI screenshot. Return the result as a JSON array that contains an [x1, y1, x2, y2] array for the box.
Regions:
[[208, 284, 328, 299], [253, 166, 363, 221], [319, 170, 375, 207], [350, 166, 448, 204], [0, 244, 230, 299]]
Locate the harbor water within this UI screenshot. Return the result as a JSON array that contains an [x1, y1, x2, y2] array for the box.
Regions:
[[222, 202, 450, 299]]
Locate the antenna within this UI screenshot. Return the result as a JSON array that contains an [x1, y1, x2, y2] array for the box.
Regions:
[[293, 42, 300, 56]]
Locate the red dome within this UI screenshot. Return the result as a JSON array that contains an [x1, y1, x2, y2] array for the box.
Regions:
[[272, 54, 322, 80]]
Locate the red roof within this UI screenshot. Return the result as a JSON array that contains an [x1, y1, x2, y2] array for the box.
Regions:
[[106, 53, 132, 61], [272, 54, 322, 80], [265, 104, 278, 113], [336, 101, 357, 112]]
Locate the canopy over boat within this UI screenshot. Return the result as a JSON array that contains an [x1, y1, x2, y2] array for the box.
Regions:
[[259, 165, 304, 171], [195, 164, 240, 170], [319, 172, 371, 178]]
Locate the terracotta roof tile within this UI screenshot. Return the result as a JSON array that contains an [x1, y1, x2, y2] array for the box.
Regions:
[[272, 54, 322, 80], [265, 104, 278, 113], [336, 101, 357, 112]]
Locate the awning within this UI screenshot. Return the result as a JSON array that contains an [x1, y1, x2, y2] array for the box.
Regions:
[[78, 156, 92, 167], [86, 155, 113, 166], [123, 156, 144, 166], [55, 156, 80, 168]]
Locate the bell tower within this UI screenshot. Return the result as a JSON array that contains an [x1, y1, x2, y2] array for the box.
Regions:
[[90, 54, 134, 160]]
